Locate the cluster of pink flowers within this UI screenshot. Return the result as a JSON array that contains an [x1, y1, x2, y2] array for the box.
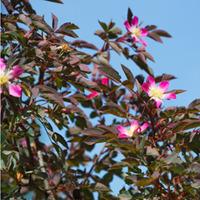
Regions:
[[124, 16, 148, 46], [0, 58, 24, 97], [116, 76, 176, 138], [86, 77, 109, 99]]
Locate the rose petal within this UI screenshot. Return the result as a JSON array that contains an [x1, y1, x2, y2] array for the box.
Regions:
[[139, 122, 149, 132], [132, 16, 139, 26], [101, 77, 109, 86], [86, 91, 99, 99], [140, 38, 147, 46], [11, 65, 24, 79], [154, 98, 162, 108], [159, 81, 169, 92], [124, 20, 131, 32], [8, 84, 22, 97], [130, 120, 139, 133], [0, 58, 6, 71], [132, 35, 139, 42], [118, 133, 129, 139], [116, 125, 127, 135], [147, 76, 155, 86], [141, 28, 148, 36], [142, 82, 150, 93], [164, 92, 176, 100]]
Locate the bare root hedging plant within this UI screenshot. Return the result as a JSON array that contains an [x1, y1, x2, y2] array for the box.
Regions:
[[1, 0, 200, 199]]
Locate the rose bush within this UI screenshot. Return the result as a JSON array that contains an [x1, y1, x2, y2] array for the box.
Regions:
[[1, 1, 200, 199]]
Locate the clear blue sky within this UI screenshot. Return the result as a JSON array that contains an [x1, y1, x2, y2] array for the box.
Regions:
[[31, 0, 200, 107]]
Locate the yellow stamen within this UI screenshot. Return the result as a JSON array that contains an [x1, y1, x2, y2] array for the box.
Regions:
[[0, 73, 10, 85], [59, 43, 72, 52], [149, 86, 164, 99], [16, 172, 23, 182], [127, 125, 138, 137], [130, 27, 141, 38]]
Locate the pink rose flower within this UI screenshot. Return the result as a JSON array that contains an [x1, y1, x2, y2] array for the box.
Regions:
[[0, 58, 24, 97], [116, 120, 149, 138], [142, 76, 176, 108], [124, 16, 148, 46]]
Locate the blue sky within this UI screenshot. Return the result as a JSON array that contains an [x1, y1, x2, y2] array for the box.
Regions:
[[31, 0, 200, 107]]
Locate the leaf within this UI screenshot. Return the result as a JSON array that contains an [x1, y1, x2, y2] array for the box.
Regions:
[[132, 55, 154, 76], [121, 64, 135, 84], [163, 153, 183, 164], [31, 14, 53, 34], [18, 14, 32, 26], [44, 0, 63, 3], [52, 132, 68, 148], [34, 85, 64, 107], [127, 8, 133, 24], [56, 22, 79, 38], [148, 32, 163, 43], [99, 66, 121, 83], [145, 25, 157, 31], [142, 51, 155, 62], [153, 29, 172, 38], [98, 21, 108, 31], [167, 89, 186, 94], [189, 98, 200, 110], [72, 40, 98, 50], [146, 146, 159, 157], [82, 128, 105, 137], [155, 73, 176, 82], [52, 13, 58, 30], [95, 183, 110, 192], [100, 102, 127, 117], [109, 41, 122, 54]]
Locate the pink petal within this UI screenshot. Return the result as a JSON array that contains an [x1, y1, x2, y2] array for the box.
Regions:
[[19, 138, 27, 148], [159, 81, 169, 92], [141, 28, 148, 36], [130, 120, 139, 128], [155, 99, 163, 108], [132, 16, 139, 26], [0, 58, 6, 71], [140, 38, 147, 46], [10, 65, 24, 79], [147, 76, 155, 86], [86, 91, 99, 99], [139, 122, 149, 132], [142, 82, 150, 93], [118, 133, 129, 139], [101, 77, 109, 86], [132, 35, 139, 42], [130, 120, 139, 133], [124, 20, 131, 31], [116, 125, 127, 135], [164, 92, 176, 100], [0, 87, 2, 94], [8, 84, 22, 97]]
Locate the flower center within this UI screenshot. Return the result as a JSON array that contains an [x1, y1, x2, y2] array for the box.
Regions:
[[60, 44, 71, 52], [0, 72, 10, 85], [149, 86, 164, 99], [130, 27, 141, 38], [126, 124, 138, 137]]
